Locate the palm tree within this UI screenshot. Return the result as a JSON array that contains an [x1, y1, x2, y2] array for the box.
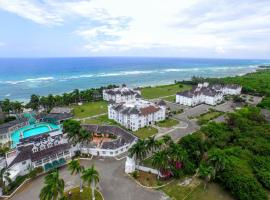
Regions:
[[78, 129, 93, 144], [198, 162, 215, 190], [0, 168, 11, 190], [152, 150, 169, 179], [68, 159, 84, 192], [162, 135, 173, 147], [145, 136, 156, 153], [81, 165, 100, 200], [39, 170, 65, 200], [128, 139, 147, 164], [63, 120, 81, 144]]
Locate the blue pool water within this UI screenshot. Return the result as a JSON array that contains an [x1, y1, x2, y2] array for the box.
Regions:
[[11, 123, 60, 147]]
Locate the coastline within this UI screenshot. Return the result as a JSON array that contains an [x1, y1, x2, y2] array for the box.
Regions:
[[1, 65, 265, 103]]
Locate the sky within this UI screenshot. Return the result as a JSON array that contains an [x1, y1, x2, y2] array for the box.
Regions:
[[0, 0, 269, 59]]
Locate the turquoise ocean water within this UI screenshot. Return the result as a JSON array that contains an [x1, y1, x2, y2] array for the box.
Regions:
[[0, 57, 269, 101]]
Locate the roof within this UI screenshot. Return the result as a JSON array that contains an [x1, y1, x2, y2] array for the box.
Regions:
[[104, 87, 139, 97], [37, 113, 73, 121], [82, 125, 137, 150], [140, 105, 160, 115], [157, 100, 166, 106], [9, 143, 71, 167], [50, 107, 72, 114], [0, 117, 28, 134]]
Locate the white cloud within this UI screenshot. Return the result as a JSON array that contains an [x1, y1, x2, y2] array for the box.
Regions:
[[0, 0, 270, 57]]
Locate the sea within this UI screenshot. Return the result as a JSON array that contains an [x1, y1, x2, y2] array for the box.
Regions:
[[0, 57, 269, 102]]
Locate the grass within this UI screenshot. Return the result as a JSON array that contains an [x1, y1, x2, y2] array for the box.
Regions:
[[162, 95, 176, 102], [133, 127, 158, 139], [73, 101, 108, 118], [84, 114, 117, 125], [65, 187, 103, 200], [141, 83, 191, 99], [157, 118, 179, 128], [133, 171, 168, 187], [197, 110, 223, 125], [161, 180, 233, 200]]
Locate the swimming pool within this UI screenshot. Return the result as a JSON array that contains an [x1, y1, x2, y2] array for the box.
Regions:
[[11, 122, 61, 147]]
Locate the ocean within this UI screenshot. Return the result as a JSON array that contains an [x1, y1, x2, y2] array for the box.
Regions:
[[0, 57, 269, 101]]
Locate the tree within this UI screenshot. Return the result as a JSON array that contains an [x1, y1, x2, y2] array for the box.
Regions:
[[128, 139, 147, 164], [78, 129, 92, 144], [0, 168, 11, 191], [145, 136, 158, 153], [68, 159, 84, 192], [198, 162, 215, 190], [39, 170, 65, 200], [27, 94, 40, 111], [81, 165, 100, 200], [207, 148, 229, 173], [63, 120, 81, 144], [152, 150, 169, 179]]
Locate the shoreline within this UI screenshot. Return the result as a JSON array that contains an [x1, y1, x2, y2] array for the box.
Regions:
[[1, 65, 265, 103]]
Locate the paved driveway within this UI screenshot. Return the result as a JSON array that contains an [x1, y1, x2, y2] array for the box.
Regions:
[[11, 158, 167, 200]]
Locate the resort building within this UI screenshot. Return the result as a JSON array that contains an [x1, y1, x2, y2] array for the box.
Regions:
[[108, 99, 166, 131], [176, 82, 242, 106], [80, 125, 137, 157], [103, 86, 141, 103], [0, 118, 29, 146], [5, 132, 74, 182]]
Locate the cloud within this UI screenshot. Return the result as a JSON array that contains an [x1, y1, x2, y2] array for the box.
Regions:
[[0, 0, 270, 57]]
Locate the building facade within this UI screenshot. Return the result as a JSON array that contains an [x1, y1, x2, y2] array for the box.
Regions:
[[176, 82, 242, 106], [108, 99, 166, 131], [103, 87, 141, 103]]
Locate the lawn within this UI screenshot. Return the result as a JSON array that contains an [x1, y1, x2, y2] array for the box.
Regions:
[[162, 95, 176, 102], [65, 187, 103, 200], [141, 83, 191, 99], [73, 101, 108, 118], [133, 127, 158, 139], [84, 114, 117, 125], [157, 118, 179, 128], [197, 110, 223, 125], [161, 180, 233, 200], [132, 170, 168, 187]]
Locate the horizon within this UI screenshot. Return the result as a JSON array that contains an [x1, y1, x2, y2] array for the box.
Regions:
[[0, 1, 270, 59]]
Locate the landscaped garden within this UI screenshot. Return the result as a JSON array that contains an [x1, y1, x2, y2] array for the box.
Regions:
[[196, 109, 223, 125], [141, 83, 191, 99], [161, 180, 233, 200], [84, 114, 118, 125], [156, 118, 179, 128], [131, 170, 168, 187], [64, 187, 103, 200], [161, 95, 176, 102], [73, 101, 108, 118], [133, 127, 158, 139]]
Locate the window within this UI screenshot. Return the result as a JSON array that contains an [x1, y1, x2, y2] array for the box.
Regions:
[[110, 152, 113, 155], [64, 150, 70, 155], [22, 161, 26, 165], [36, 160, 42, 166]]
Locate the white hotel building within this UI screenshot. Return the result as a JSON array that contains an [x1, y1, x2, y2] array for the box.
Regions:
[[108, 99, 166, 131], [103, 87, 141, 103], [176, 82, 242, 106]]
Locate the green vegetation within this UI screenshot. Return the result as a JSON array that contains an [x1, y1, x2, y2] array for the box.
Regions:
[[161, 181, 233, 200], [162, 95, 175, 102], [84, 114, 117, 125], [73, 101, 108, 118], [156, 118, 179, 128], [197, 110, 223, 125], [258, 96, 270, 110], [133, 170, 167, 187], [133, 127, 158, 139], [141, 83, 191, 99], [64, 187, 103, 200]]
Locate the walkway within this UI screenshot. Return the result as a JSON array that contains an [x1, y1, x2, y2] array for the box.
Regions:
[[11, 158, 168, 200]]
